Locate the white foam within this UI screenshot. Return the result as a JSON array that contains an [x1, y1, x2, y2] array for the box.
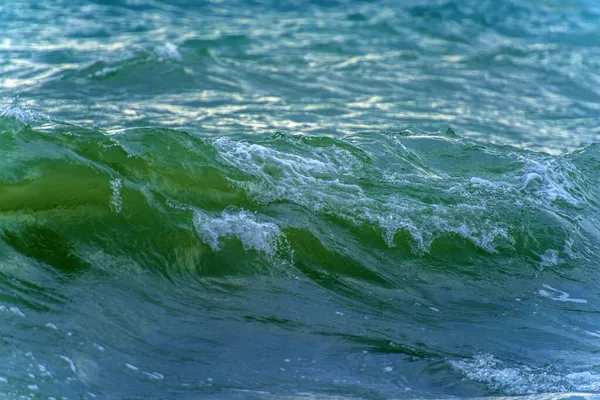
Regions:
[[563, 238, 580, 260], [91, 66, 120, 78], [155, 42, 183, 62], [538, 284, 587, 304], [539, 249, 560, 269], [9, 306, 25, 317], [194, 209, 284, 255], [374, 213, 427, 251], [469, 155, 584, 210], [0, 104, 50, 124], [470, 177, 510, 190], [214, 138, 340, 180], [142, 371, 164, 380], [125, 363, 139, 371], [566, 372, 600, 392], [125, 363, 163, 380], [518, 158, 581, 206], [520, 172, 543, 190], [453, 224, 511, 253], [212, 138, 516, 254], [450, 353, 598, 395], [110, 178, 123, 213], [59, 355, 77, 374]]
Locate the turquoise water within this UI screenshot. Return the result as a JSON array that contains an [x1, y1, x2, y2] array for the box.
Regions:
[[1, 0, 600, 398]]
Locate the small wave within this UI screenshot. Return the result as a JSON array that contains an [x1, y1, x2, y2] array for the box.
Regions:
[[75, 42, 189, 84]]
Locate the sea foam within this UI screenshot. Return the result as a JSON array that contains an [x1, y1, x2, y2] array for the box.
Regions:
[[193, 208, 285, 255]]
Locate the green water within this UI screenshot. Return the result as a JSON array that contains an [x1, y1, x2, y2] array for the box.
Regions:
[[2, 0, 600, 398]]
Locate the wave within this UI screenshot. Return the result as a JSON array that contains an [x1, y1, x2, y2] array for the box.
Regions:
[[1, 112, 598, 273], [2, 107, 600, 397]]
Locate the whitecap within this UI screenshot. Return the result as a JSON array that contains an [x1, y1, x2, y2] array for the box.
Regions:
[[194, 208, 285, 255], [539, 249, 560, 270], [212, 137, 517, 254], [154, 42, 183, 62], [565, 372, 600, 392], [518, 158, 581, 206], [0, 104, 50, 124], [520, 172, 543, 190]]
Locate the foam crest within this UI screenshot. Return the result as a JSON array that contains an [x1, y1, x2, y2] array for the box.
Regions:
[[538, 249, 559, 270], [518, 157, 582, 206], [0, 105, 50, 124], [212, 136, 522, 254], [154, 42, 183, 62], [193, 208, 285, 255], [213, 137, 364, 207], [214, 137, 343, 178]]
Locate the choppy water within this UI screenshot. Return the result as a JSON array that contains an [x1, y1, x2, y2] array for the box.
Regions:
[[2, 0, 600, 398]]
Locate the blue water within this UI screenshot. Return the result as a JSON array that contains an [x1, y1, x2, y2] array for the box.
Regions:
[[1, 0, 600, 398]]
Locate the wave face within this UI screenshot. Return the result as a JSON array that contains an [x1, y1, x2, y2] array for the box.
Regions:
[[1, 116, 600, 398], [2, 0, 600, 398]]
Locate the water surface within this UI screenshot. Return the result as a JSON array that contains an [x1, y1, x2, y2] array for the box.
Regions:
[[1, 0, 600, 398]]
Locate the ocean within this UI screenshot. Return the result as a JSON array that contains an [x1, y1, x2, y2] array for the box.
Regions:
[[1, 0, 600, 398]]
